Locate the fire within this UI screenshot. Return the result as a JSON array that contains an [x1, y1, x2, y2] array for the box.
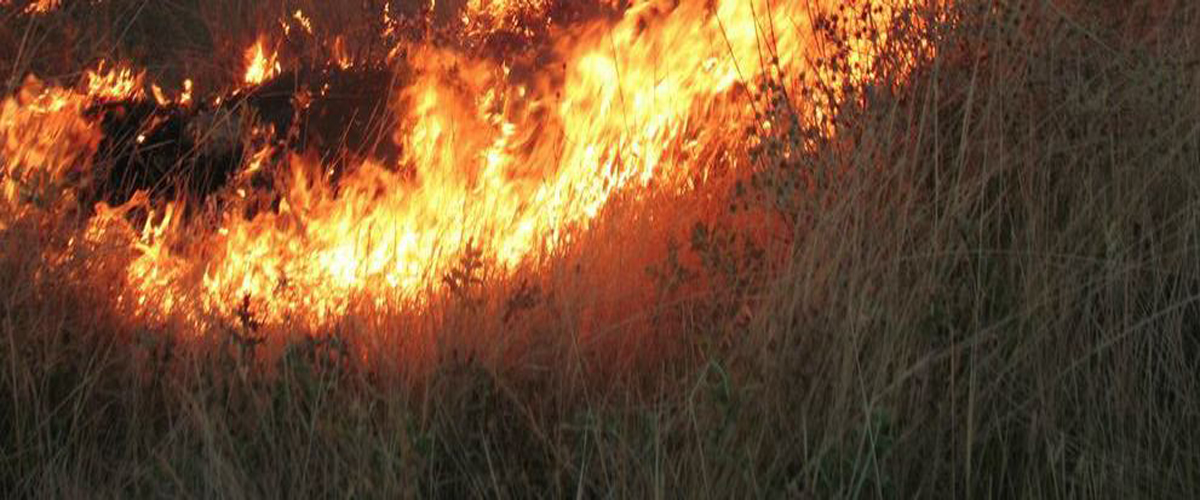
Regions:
[[462, 0, 550, 32], [0, 77, 99, 211], [86, 61, 145, 100], [292, 9, 314, 34], [180, 79, 193, 106], [16, 0, 60, 14], [2, 0, 106, 15], [244, 38, 281, 85], [1, 0, 926, 329]]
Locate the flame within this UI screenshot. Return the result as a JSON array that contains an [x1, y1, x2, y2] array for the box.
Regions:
[[21, 0, 61, 14], [3, 0, 106, 15], [180, 79, 193, 106], [0, 77, 100, 210], [463, 0, 549, 27], [85, 61, 145, 100], [244, 38, 281, 85], [330, 36, 353, 69], [292, 9, 314, 34], [1, 0, 927, 328]]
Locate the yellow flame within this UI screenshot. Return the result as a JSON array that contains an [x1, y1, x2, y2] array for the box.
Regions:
[[293, 9, 314, 34], [86, 61, 145, 100], [1, 0, 926, 328], [244, 38, 281, 85], [0, 77, 100, 208]]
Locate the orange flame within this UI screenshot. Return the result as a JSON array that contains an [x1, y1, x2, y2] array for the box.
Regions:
[[86, 61, 145, 100], [244, 38, 281, 85], [2, 0, 928, 328], [1, 77, 100, 210]]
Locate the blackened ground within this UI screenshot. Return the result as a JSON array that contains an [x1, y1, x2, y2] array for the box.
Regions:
[[84, 65, 400, 212]]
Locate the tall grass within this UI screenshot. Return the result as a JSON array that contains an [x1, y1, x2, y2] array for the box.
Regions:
[[2, 0, 1199, 497]]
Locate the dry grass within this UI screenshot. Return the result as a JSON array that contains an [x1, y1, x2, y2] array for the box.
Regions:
[[2, 0, 1200, 497]]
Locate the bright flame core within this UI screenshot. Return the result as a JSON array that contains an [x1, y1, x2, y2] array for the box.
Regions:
[[244, 38, 281, 85]]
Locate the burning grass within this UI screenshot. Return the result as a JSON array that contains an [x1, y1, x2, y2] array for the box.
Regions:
[[3, 0, 1200, 497]]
